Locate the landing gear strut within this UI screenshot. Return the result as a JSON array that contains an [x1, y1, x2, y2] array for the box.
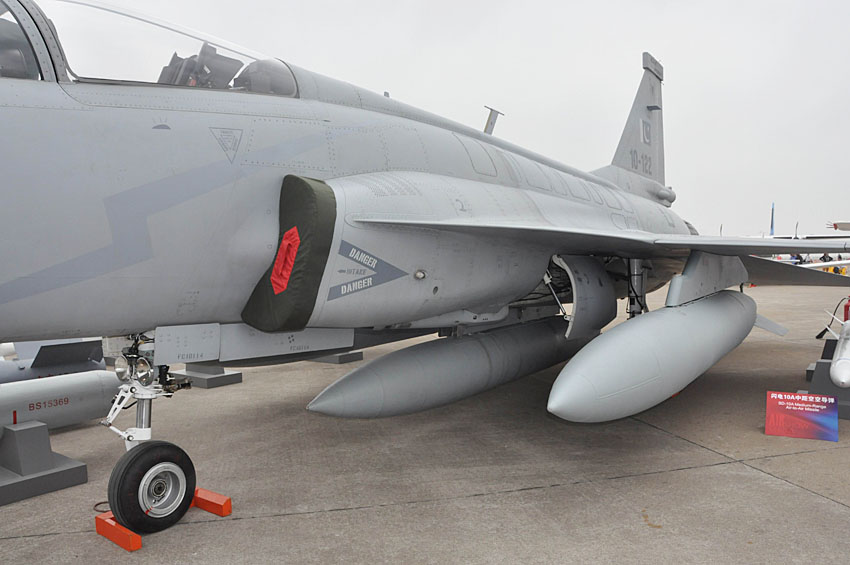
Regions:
[[101, 335, 193, 533], [627, 259, 647, 318]]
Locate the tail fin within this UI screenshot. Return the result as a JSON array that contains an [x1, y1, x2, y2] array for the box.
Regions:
[[611, 52, 665, 185], [770, 202, 775, 236]]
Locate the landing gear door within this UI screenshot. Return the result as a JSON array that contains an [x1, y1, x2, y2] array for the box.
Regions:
[[553, 255, 617, 339]]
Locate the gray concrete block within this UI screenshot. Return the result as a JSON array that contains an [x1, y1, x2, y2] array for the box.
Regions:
[[182, 362, 227, 375], [0, 456, 87, 506], [821, 338, 837, 361], [0, 421, 54, 476], [806, 362, 817, 382], [172, 367, 242, 389], [309, 351, 363, 365], [0, 422, 87, 506]]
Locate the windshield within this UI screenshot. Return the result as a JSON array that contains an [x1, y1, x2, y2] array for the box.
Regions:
[[37, 0, 297, 96]]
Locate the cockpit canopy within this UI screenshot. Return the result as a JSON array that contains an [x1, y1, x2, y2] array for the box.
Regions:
[[34, 0, 297, 96], [0, 2, 40, 79], [155, 42, 296, 96]]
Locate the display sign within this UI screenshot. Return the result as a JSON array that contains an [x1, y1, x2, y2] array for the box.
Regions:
[[765, 391, 838, 442]]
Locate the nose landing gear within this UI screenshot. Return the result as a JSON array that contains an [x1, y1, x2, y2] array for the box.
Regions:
[[101, 334, 193, 533]]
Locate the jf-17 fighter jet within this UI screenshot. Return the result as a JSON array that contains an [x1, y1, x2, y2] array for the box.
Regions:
[[1, 0, 848, 533]]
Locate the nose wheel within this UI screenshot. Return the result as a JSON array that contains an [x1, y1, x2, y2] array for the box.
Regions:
[[107, 441, 196, 533]]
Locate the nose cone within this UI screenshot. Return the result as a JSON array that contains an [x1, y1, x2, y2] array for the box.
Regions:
[[307, 369, 385, 418], [547, 370, 600, 423], [830, 359, 850, 388], [306, 387, 339, 415]]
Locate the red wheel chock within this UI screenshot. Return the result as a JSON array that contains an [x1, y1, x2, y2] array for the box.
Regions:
[[190, 487, 232, 516], [95, 487, 232, 552], [95, 512, 142, 552]]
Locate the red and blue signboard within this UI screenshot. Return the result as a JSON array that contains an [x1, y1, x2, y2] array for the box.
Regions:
[[765, 391, 838, 442]]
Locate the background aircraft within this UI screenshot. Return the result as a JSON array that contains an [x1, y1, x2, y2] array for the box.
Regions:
[[1, 0, 849, 533], [767, 205, 850, 271]]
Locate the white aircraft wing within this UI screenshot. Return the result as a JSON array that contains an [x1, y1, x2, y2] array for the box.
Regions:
[[800, 259, 850, 269]]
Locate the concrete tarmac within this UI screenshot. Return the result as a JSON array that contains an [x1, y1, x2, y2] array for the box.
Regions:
[[1, 285, 850, 563]]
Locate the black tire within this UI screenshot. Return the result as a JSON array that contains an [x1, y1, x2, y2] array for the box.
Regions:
[[107, 441, 196, 533]]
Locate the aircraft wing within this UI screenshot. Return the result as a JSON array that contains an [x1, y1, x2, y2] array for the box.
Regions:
[[653, 234, 850, 255], [354, 220, 660, 255], [356, 218, 850, 257], [739, 255, 849, 286], [771, 234, 850, 240], [800, 259, 850, 269], [356, 218, 850, 286]]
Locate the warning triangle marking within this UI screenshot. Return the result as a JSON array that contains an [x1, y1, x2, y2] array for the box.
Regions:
[[210, 128, 243, 163]]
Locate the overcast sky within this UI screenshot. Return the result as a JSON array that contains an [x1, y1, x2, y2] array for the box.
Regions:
[[48, 0, 850, 236]]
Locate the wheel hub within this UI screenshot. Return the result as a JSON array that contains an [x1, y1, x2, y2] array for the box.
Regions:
[[138, 462, 187, 518], [151, 478, 168, 497]]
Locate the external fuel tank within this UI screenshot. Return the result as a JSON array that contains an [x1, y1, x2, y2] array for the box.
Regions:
[[308, 317, 589, 418]]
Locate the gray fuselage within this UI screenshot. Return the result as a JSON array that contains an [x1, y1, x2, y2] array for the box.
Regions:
[[0, 66, 689, 342]]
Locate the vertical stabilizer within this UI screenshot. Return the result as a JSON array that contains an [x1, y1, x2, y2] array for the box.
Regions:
[[611, 53, 665, 185], [770, 202, 775, 236]]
